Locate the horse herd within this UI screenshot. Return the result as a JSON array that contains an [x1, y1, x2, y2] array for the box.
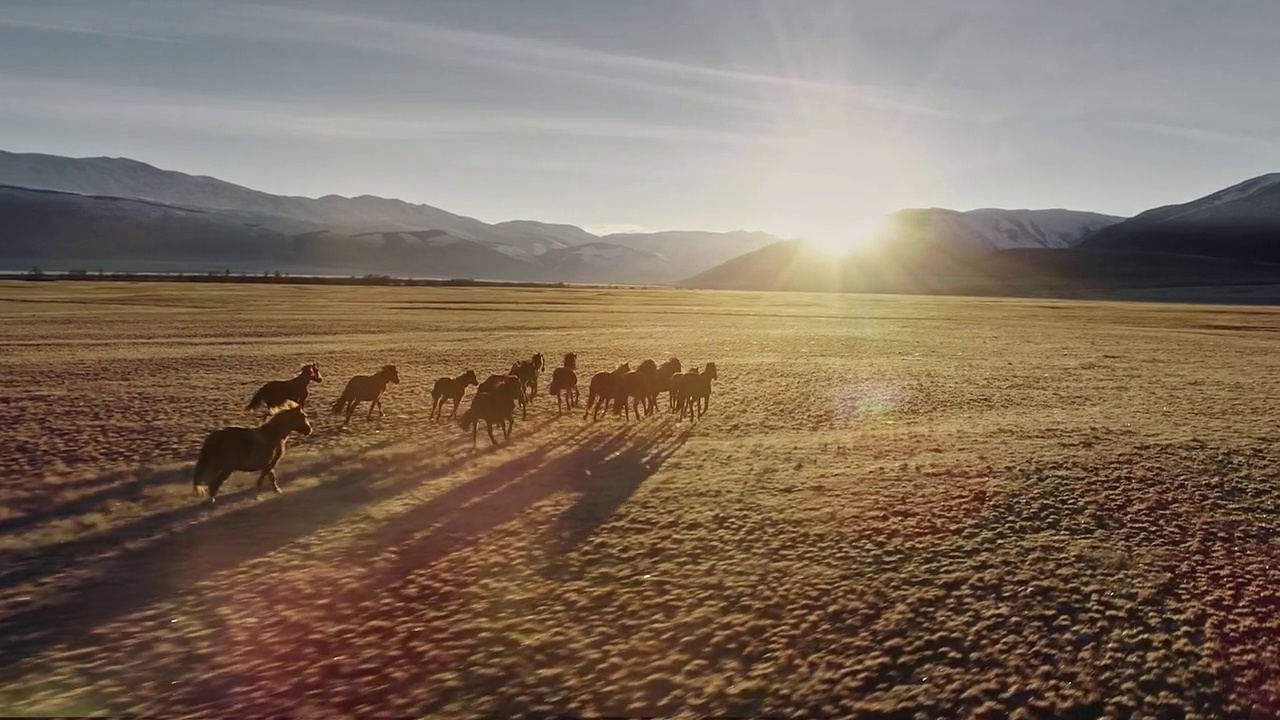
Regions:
[[191, 353, 718, 503]]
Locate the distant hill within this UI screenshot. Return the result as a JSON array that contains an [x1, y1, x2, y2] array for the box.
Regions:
[[0, 185, 543, 280], [679, 192, 1280, 297], [0, 150, 783, 282], [1079, 174, 1280, 262], [681, 208, 1127, 292], [681, 236, 1280, 297], [881, 207, 1123, 253]]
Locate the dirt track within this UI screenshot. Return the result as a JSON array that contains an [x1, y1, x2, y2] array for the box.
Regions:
[[3, 283, 1280, 717]]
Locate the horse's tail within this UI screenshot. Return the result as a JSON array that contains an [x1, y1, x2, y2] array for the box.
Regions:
[[192, 438, 215, 496], [331, 388, 351, 415], [457, 406, 476, 429], [245, 385, 267, 412]]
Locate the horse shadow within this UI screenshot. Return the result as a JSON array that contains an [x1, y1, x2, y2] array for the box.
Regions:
[[360, 421, 687, 592], [0, 428, 584, 680]]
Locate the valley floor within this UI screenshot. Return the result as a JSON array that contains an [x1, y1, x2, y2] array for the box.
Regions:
[[2, 282, 1280, 717]]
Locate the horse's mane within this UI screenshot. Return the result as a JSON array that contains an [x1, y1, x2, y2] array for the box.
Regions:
[[263, 400, 300, 419]]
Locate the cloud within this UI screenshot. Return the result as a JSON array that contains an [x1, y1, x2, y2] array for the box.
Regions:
[[201, 4, 960, 120], [0, 16, 180, 43], [1106, 119, 1275, 148], [0, 74, 783, 145]]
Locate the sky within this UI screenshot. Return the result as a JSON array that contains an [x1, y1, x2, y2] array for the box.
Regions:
[[4, 0, 1280, 243]]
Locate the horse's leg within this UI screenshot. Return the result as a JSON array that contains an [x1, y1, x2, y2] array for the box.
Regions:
[[472, 421, 479, 448], [208, 469, 234, 503], [450, 396, 460, 419], [345, 401, 356, 427], [486, 420, 498, 446], [256, 469, 278, 494]]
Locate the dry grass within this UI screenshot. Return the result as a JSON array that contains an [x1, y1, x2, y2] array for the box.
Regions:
[[3, 281, 1280, 717]]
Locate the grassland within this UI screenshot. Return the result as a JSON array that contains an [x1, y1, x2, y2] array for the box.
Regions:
[[2, 281, 1280, 718]]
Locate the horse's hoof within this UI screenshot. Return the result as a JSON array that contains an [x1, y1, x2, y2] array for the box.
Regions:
[[273, 486, 282, 494]]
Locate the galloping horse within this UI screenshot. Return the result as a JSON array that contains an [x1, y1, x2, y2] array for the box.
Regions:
[[648, 357, 682, 414], [509, 353, 545, 398], [549, 352, 579, 414], [613, 359, 659, 421], [677, 362, 718, 420], [192, 404, 313, 503], [584, 362, 630, 420], [430, 369, 478, 420], [479, 373, 528, 420], [331, 364, 400, 426], [457, 390, 516, 447], [245, 363, 322, 414]]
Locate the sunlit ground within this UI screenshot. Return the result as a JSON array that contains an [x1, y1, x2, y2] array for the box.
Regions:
[[4, 282, 1280, 717]]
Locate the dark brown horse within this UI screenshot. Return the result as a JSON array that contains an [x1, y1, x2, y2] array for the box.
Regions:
[[192, 404, 313, 503], [509, 353, 544, 398], [549, 352, 578, 414], [331, 364, 400, 426], [457, 390, 516, 447], [430, 369, 478, 420], [245, 363, 322, 414], [584, 362, 630, 420], [677, 362, 718, 420], [479, 373, 528, 420], [613, 359, 659, 421], [671, 367, 700, 417], [648, 357, 682, 414]]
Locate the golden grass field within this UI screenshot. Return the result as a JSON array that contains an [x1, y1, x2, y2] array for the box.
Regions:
[[3, 281, 1280, 718]]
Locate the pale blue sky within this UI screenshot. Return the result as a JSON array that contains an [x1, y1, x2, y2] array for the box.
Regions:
[[4, 1, 1280, 240]]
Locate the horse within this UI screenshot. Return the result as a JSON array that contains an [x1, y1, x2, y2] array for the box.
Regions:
[[549, 352, 578, 414], [648, 357, 682, 414], [678, 362, 718, 420], [192, 404, 313, 503], [457, 390, 516, 447], [331, 364, 400, 426], [584, 362, 630, 420], [613, 359, 659, 421], [430, 369, 478, 420], [671, 367, 700, 417], [479, 373, 528, 420], [509, 353, 544, 398], [245, 363, 322, 414]]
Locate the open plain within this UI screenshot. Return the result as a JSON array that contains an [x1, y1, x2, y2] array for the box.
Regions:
[[3, 281, 1280, 718]]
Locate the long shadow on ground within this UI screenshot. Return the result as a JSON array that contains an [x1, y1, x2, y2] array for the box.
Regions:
[[361, 420, 687, 580], [154, 422, 688, 717], [0, 425, 588, 680]]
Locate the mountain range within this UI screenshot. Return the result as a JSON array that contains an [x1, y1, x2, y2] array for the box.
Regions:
[[5, 149, 1280, 296], [0, 150, 779, 282], [683, 175, 1280, 295]]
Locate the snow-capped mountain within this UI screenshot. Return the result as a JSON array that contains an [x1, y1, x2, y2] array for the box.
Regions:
[[0, 150, 786, 280], [876, 207, 1124, 254], [1080, 173, 1280, 262]]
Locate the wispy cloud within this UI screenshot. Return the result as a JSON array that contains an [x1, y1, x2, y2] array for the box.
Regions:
[[0, 74, 783, 146], [1107, 119, 1276, 148], [209, 4, 959, 120], [0, 16, 180, 43]]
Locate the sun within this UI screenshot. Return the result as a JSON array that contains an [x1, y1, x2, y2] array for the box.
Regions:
[[802, 217, 891, 258]]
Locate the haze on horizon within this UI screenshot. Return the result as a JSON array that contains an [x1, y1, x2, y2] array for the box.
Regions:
[[4, 0, 1280, 246]]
